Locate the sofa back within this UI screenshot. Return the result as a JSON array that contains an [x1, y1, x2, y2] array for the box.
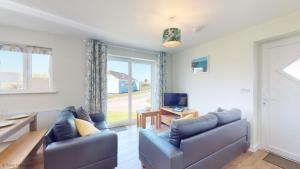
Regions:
[[180, 119, 249, 168], [169, 114, 218, 147]]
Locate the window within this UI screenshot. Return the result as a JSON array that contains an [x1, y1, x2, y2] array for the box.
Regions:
[[283, 58, 300, 81], [0, 43, 53, 93]]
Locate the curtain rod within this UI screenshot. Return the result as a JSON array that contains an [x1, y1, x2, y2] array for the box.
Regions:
[[83, 39, 161, 55], [0, 41, 52, 50]]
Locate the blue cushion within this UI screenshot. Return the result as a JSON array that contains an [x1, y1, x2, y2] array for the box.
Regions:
[[209, 108, 242, 126], [62, 106, 77, 116], [169, 114, 218, 147], [53, 109, 78, 141]]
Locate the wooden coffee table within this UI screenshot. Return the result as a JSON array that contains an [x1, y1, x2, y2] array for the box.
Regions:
[[136, 109, 160, 129], [159, 107, 198, 127]]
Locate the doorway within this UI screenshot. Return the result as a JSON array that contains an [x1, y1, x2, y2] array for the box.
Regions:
[[107, 55, 154, 126], [260, 35, 300, 162]]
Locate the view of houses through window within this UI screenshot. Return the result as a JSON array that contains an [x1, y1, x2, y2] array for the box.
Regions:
[[107, 57, 152, 124]]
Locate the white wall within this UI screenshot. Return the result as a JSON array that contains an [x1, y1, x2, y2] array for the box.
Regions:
[[172, 10, 300, 148], [0, 26, 173, 141], [0, 25, 86, 131]]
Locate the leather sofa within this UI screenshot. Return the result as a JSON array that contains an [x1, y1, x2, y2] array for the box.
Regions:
[[139, 109, 249, 169], [44, 107, 118, 169]]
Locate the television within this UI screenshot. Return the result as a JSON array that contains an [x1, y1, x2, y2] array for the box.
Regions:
[[163, 93, 188, 107]]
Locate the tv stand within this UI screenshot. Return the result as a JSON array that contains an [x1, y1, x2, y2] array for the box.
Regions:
[[159, 107, 199, 127]]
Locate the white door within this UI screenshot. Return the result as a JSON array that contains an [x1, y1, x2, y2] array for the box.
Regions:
[[107, 55, 154, 127], [261, 36, 300, 162]]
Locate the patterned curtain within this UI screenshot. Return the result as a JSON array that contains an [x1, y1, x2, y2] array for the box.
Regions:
[[154, 51, 167, 109], [85, 40, 108, 114]]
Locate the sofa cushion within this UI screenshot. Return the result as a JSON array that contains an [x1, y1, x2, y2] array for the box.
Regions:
[[76, 107, 93, 123], [169, 114, 218, 147], [44, 125, 57, 145], [62, 106, 77, 116], [89, 112, 106, 122], [53, 113, 78, 141], [94, 121, 109, 130], [75, 118, 101, 137], [209, 108, 242, 126]]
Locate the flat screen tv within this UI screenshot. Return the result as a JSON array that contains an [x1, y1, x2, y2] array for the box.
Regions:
[[163, 93, 188, 107]]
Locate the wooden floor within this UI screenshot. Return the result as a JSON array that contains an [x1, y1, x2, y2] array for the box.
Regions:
[[21, 124, 281, 169]]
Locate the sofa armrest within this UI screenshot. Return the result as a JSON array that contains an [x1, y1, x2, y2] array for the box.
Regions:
[[45, 131, 117, 169], [139, 129, 183, 169], [89, 112, 106, 122]]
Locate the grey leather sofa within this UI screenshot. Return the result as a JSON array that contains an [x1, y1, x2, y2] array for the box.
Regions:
[[139, 109, 249, 169], [44, 107, 118, 169]]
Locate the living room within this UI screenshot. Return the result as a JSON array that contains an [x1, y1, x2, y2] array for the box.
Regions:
[[0, 0, 300, 169]]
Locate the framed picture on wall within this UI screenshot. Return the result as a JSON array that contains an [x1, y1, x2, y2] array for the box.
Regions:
[[191, 56, 209, 73]]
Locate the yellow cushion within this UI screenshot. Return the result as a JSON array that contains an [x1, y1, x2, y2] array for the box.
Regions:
[[74, 118, 100, 137], [182, 114, 194, 120]]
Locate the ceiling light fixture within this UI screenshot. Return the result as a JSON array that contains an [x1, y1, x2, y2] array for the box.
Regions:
[[162, 28, 181, 48], [162, 16, 181, 48]]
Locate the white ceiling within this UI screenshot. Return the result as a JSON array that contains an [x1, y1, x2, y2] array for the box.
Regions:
[[0, 0, 300, 52]]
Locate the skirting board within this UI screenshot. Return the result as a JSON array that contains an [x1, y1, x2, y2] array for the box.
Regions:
[[249, 144, 260, 152]]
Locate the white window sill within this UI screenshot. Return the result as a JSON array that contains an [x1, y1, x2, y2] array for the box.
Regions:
[[0, 89, 58, 95]]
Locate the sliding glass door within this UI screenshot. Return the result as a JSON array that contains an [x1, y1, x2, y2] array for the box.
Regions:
[[107, 56, 153, 126]]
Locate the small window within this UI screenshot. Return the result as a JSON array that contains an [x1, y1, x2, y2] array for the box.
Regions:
[[31, 54, 51, 90], [0, 51, 23, 90], [283, 58, 300, 81], [0, 43, 53, 93]]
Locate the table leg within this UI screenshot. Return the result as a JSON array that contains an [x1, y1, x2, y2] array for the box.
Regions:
[[142, 115, 146, 129], [156, 114, 159, 129], [140, 115, 143, 128], [158, 112, 161, 128], [30, 115, 37, 131], [151, 115, 154, 125], [193, 112, 198, 118], [137, 113, 140, 127]]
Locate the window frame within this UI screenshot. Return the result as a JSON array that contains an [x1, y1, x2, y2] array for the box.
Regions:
[[0, 46, 55, 94]]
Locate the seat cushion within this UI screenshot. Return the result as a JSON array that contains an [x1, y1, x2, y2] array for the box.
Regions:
[[76, 107, 93, 123], [169, 114, 218, 147], [94, 121, 109, 130], [209, 108, 242, 126]]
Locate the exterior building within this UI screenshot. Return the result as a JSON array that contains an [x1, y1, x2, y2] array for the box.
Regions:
[[107, 70, 140, 94]]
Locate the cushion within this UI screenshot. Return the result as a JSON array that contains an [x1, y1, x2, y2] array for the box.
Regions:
[[75, 118, 101, 137], [169, 114, 218, 147], [89, 112, 106, 122], [63, 106, 77, 116], [63, 106, 76, 112], [53, 117, 78, 141], [94, 121, 109, 130], [216, 107, 226, 112], [76, 107, 93, 123], [209, 108, 242, 126]]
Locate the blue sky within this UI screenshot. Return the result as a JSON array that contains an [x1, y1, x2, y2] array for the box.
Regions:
[[0, 51, 49, 74], [0, 51, 151, 81], [108, 60, 151, 82]]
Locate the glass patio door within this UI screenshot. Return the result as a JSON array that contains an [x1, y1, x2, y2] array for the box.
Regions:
[[107, 56, 153, 126]]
